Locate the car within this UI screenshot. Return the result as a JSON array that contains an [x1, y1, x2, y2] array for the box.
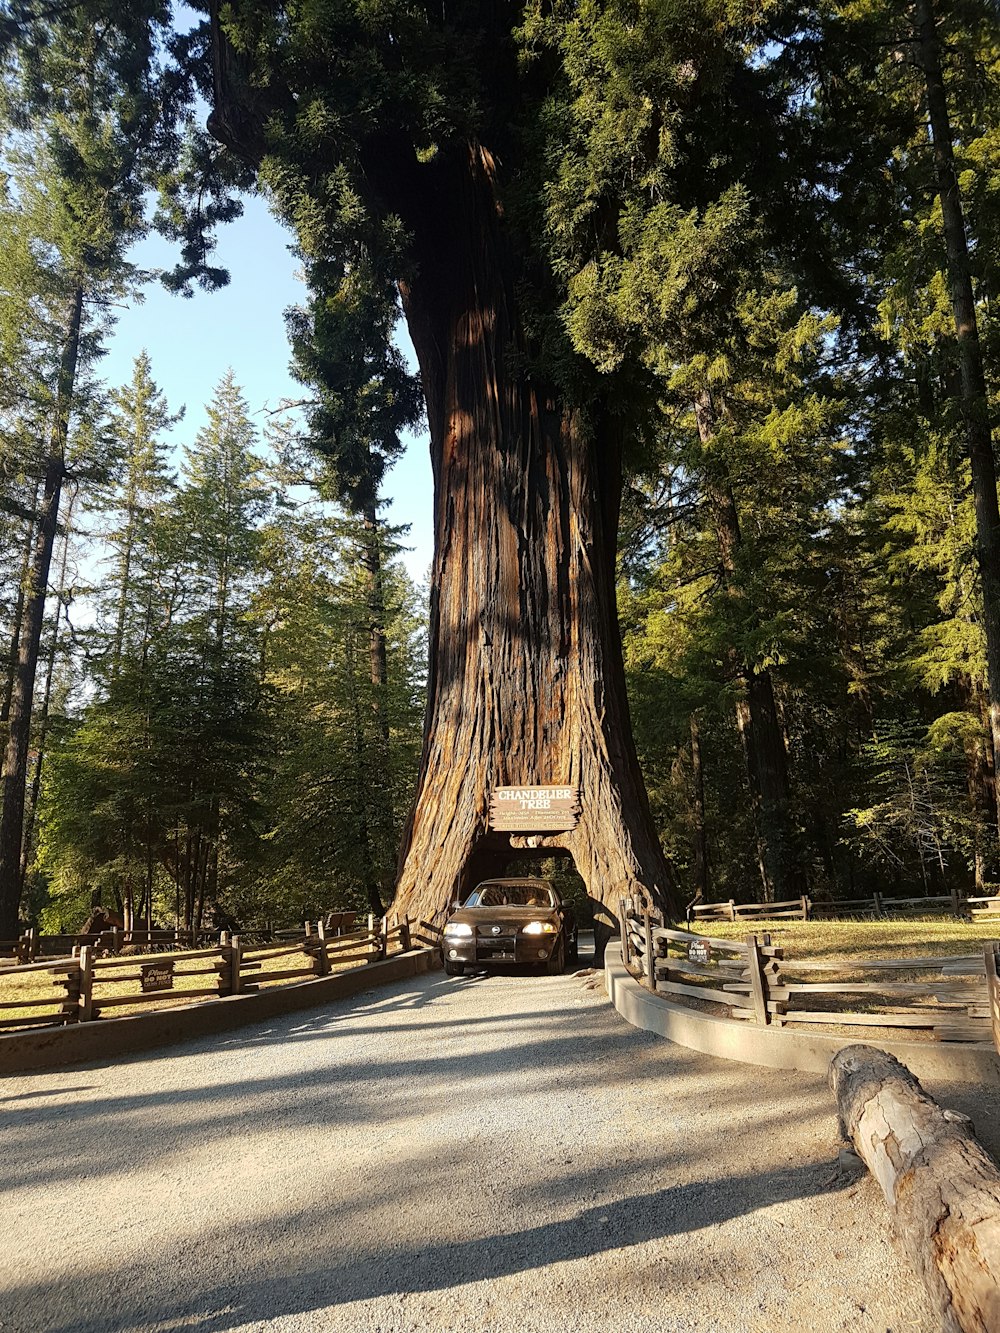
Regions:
[[441, 877, 577, 977]]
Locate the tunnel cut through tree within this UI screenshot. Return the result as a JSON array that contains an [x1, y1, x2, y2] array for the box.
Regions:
[[206, 3, 680, 926]]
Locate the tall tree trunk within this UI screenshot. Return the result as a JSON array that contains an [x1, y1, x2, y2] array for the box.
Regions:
[[915, 0, 1000, 848], [689, 712, 709, 904], [694, 389, 805, 903], [0, 285, 83, 937], [388, 145, 676, 926], [19, 493, 75, 891], [2, 488, 39, 729], [360, 496, 394, 913], [205, 26, 676, 928], [347, 634, 386, 918]]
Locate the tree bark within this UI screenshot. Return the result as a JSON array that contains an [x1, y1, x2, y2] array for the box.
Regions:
[[915, 0, 1000, 849], [689, 712, 709, 903], [1, 488, 38, 729], [388, 145, 677, 926], [0, 285, 83, 937], [830, 1044, 1000, 1332], [19, 491, 75, 892], [360, 497, 394, 912], [205, 19, 677, 928]]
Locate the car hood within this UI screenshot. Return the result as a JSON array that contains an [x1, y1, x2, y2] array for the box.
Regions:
[[447, 906, 559, 927]]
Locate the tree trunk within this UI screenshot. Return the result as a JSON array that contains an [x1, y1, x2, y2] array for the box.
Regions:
[[915, 0, 1000, 849], [360, 497, 395, 912], [0, 285, 83, 937], [2, 488, 38, 728], [746, 667, 806, 901], [695, 390, 805, 903], [388, 144, 676, 927], [689, 712, 709, 903], [830, 1044, 1000, 1331], [348, 632, 386, 918], [20, 485, 76, 891]]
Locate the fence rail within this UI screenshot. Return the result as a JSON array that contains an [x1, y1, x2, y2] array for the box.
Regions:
[[686, 891, 1000, 925], [0, 917, 424, 1032], [621, 899, 1000, 1054], [0, 911, 369, 964]]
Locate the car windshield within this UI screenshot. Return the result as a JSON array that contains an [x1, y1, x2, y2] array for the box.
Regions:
[[473, 884, 556, 908]]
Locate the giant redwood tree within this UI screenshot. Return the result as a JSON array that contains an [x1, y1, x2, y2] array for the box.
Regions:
[[197, 0, 760, 923]]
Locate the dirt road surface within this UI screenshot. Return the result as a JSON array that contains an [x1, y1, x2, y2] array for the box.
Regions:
[[2, 965, 995, 1332]]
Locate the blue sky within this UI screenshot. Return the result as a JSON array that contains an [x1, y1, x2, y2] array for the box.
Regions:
[[102, 193, 435, 583]]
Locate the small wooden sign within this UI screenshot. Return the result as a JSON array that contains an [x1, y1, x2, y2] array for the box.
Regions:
[[140, 961, 174, 993], [489, 785, 580, 832], [687, 940, 712, 966]]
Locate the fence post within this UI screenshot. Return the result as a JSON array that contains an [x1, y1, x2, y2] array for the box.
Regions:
[[400, 918, 411, 952], [62, 956, 82, 1023], [618, 898, 631, 968], [985, 944, 1000, 1057], [800, 895, 809, 921], [315, 920, 330, 976], [744, 933, 769, 1025], [380, 918, 388, 960], [230, 935, 243, 994], [643, 909, 655, 990], [79, 945, 94, 1022], [728, 899, 736, 922]]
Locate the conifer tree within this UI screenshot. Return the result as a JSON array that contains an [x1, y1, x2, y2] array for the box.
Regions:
[[0, 2, 181, 934]]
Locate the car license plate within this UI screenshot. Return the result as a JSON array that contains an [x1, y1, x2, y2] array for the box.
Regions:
[[478, 937, 516, 960]]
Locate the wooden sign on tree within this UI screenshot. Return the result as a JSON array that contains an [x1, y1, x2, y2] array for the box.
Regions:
[[489, 786, 580, 832]]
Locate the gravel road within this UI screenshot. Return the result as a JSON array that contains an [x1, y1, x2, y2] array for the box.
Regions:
[[1, 963, 997, 1333]]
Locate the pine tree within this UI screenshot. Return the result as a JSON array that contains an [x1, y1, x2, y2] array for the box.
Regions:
[[0, 2, 182, 934]]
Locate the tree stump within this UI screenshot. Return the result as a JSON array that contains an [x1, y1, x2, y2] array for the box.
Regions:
[[829, 1044, 1000, 1332]]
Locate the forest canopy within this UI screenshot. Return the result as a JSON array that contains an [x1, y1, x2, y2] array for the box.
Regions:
[[1, 0, 1000, 933]]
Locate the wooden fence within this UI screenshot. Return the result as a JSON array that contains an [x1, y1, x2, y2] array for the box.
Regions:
[[0, 912, 367, 964], [623, 900, 1000, 1053], [687, 896, 812, 925], [686, 892, 1000, 925], [0, 917, 418, 1032]]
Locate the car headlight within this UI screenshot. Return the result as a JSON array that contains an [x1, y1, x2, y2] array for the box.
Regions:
[[522, 921, 557, 934], [443, 922, 473, 937]]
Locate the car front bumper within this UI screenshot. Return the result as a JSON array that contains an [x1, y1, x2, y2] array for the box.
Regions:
[[442, 933, 560, 966]]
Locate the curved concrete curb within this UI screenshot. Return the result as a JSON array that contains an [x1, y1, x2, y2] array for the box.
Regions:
[[0, 947, 440, 1074], [605, 942, 999, 1083]]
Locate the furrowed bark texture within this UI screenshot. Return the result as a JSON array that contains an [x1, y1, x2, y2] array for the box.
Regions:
[[205, 18, 677, 928], [390, 145, 676, 927], [830, 1044, 1000, 1332]]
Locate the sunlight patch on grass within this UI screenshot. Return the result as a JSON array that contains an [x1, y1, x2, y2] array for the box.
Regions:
[[678, 917, 999, 961]]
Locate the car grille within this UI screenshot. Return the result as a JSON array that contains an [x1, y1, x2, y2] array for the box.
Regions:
[[475, 926, 517, 959]]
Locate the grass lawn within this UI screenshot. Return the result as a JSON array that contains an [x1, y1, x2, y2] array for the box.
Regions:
[[681, 916, 1000, 963]]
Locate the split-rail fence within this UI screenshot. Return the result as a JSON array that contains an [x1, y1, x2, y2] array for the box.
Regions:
[[0, 917, 444, 1033], [623, 900, 1000, 1055], [687, 892, 1000, 926]]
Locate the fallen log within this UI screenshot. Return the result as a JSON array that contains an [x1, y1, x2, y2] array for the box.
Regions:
[[829, 1044, 1000, 1332]]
